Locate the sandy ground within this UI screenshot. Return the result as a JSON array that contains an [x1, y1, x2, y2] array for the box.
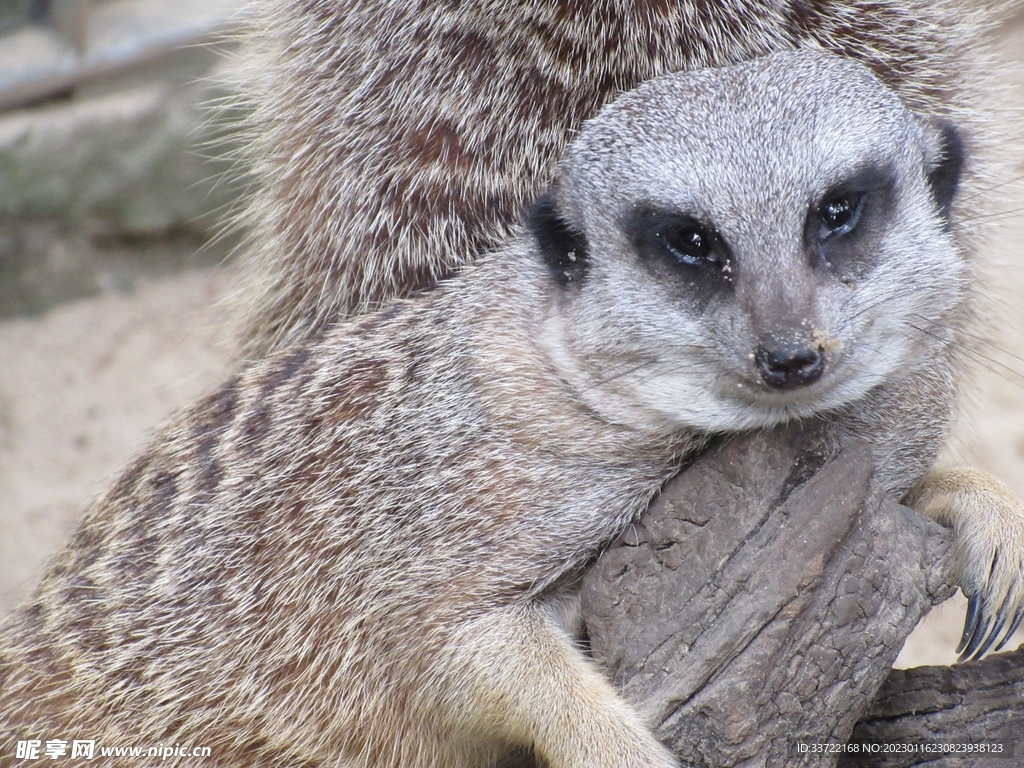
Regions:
[[1, 20, 1024, 670], [0, 267, 238, 613]]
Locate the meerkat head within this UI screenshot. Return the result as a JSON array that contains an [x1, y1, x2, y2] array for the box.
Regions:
[[529, 49, 968, 434]]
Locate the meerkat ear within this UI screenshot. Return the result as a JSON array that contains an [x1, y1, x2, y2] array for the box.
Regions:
[[529, 189, 589, 287], [927, 122, 965, 220]]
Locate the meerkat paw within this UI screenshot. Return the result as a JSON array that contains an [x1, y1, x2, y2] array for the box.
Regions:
[[451, 605, 678, 768], [906, 467, 1024, 661]]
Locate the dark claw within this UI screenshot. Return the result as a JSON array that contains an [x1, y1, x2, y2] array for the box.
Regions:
[[958, 614, 991, 663], [995, 609, 1024, 652], [957, 592, 983, 655], [970, 613, 1006, 661]]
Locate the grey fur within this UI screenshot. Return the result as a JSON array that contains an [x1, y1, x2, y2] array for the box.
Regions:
[[1, 51, 995, 767]]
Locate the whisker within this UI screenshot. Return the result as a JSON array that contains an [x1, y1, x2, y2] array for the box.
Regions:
[[957, 204, 1024, 225], [587, 352, 721, 393], [586, 359, 662, 391], [840, 317, 1022, 394], [907, 323, 1024, 389], [836, 334, 914, 376], [958, 172, 1024, 203], [911, 312, 1024, 373], [845, 295, 897, 324]]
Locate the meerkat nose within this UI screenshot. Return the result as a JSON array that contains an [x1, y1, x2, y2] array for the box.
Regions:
[[754, 342, 825, 389]]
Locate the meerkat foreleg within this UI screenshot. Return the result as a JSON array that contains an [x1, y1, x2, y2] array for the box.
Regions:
[[448, 603, 677, 768], [905, 467, 1024, 660]]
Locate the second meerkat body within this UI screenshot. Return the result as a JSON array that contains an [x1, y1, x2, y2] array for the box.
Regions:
[[4, 52, 1015, 765]]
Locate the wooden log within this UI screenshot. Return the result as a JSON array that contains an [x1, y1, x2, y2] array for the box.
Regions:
[[581, 421, 957, 766]]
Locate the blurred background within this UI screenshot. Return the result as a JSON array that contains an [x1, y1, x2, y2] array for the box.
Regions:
[[0, 0, 1022, 669], [0, 0, 245, 619]]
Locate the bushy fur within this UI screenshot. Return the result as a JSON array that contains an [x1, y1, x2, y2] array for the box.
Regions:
[[231, 0, 997, 360], [5, 51, 1016, 767]]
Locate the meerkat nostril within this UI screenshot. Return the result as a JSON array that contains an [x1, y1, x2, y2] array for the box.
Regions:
[[754, 343, 825, 389]]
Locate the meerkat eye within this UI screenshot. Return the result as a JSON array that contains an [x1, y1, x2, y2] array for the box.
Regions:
[[818, 193, 865, 239], [624, 208, 730, 282], [660, 223, 717, 266]]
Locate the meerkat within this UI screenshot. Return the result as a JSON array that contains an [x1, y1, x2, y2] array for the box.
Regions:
[[233, 2, 1023, 653], [233, 0, 1022, 657], [232, 0, 993, 359], [3, 51, 1020, 766]]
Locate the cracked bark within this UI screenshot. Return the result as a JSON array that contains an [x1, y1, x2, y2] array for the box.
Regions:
[[578, 420, 1024, 767], [844, 650, 1024, 767]]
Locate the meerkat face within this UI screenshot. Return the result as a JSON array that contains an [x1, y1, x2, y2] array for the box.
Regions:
[[531, 50, 968, 434]]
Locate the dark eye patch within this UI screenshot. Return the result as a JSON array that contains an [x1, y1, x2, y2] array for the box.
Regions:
[[529, 190, 589, 288], [810, 165, 893, 243], [928, 123, 963, 221], [625, 207, 730, 276], [807, 165, 895, 276]]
